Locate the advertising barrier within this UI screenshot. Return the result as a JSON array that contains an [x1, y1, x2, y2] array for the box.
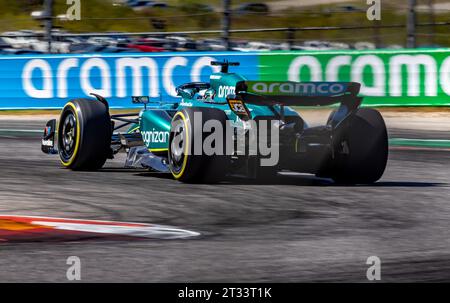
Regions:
[[259, 49, 450, 107], [0, 52, 258, 109], [0, 49, 449, 109]]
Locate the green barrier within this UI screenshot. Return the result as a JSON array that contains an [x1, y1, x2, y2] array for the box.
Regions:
[[258, 49, 450, 107], [389, 138, 450, 148]]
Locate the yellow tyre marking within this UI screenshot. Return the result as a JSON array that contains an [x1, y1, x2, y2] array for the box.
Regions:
[[127, 126, 139, 134], [171, 112, 189, 179], [60, 102, 81, 167], [149, 148, 168, 152]]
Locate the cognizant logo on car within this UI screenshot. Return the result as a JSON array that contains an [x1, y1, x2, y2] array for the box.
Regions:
[[141, 129, 170, 145], [250, 81, 347, 96]]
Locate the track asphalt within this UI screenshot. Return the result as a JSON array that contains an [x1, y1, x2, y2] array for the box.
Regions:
[[0, 118, 449, 282]]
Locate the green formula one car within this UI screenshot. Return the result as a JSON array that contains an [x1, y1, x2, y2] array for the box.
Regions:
[[41, 60, 388, 184]]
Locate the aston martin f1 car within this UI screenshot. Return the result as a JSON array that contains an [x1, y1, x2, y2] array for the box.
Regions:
[[41, 60, 388, 184]]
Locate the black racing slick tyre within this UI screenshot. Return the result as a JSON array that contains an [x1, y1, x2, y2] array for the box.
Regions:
[[168, 107, 230, 183], [327, 108, 388, 184], [58, 98, 111, 170]]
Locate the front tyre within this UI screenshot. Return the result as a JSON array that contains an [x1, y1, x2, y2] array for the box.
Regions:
[[168, 107, 230, 183], [58, 98, 111, 170]]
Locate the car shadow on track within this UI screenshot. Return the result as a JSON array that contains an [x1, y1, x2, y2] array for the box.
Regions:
[[99, 168, 175, 180], [223, 177, 445, 187], [361, 181, 446, 187], [127, 170, 445, 188], [100, 167, 151, 173]]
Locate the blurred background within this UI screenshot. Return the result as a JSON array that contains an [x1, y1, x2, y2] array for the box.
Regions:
[[0, 0, 448, 54]]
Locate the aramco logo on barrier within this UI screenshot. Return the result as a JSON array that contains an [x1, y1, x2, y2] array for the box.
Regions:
[[21, 56, 221, 100], [285, 54, 450, 97], [18, 51, 450, 103]]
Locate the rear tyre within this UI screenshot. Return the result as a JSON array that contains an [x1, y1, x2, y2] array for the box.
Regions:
[[326, 108, 388, 184], [253, 118, 280, 183], [58, 98, 111, 170], [168, 107, 230, 183]]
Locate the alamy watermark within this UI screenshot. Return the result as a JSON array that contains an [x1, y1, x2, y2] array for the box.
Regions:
[[367, 0, 381, 21], [66, 256, 81, 281], [366, 256, 381, 281], [170, 113, 280, 167], [66, 0, 81, 21]]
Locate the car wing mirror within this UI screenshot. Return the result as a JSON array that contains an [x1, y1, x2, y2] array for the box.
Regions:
[[176, 88, 195, 99], [132, 96, 150, 109], [132, 96, 150, 104]]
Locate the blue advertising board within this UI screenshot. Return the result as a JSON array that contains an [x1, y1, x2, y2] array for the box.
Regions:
[[0, 52, 259, 109]]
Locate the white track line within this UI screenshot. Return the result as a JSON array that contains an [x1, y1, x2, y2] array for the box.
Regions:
[[0, 129, 42, 133]]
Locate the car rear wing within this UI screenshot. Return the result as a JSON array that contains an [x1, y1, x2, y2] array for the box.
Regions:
[[229, 81, 363, 128], [234, 81, 362, 107]]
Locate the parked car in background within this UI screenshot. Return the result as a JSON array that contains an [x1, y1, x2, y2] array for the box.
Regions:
[[127, 0, 168, 9], [126, 42, 165, 52], [31, 37, 74, 53], [197, 39, 227, 51], [233, 41, 272, 52], [145, 2, 168, 8], [0, 37, 11, 49], [354, 42, 376, 50], [0, 48, 44, 55], [132, 37, 167, 47], [235, 3, 270, 15], [164, 35, 198, 51], [69, 43, 140, 53], [329, 42, 350, 49], [2, 31, 37, 49], [87, 37, 119, 46], [126, 0, 152, 7], [0, 29, 391, 55], [301, 40, 333, 50]]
